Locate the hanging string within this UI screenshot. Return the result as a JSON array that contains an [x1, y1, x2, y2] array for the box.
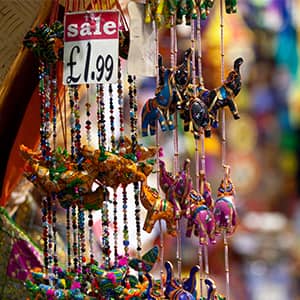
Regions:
[[170, 14, 182, 282], [191, 14, 204, 297], [153, 18, 164, 294], [51, 65, 58, 164], [66, 207, 71, 272], [64, 87, 68, 150], [39, 60, 53, 277], [220, 0, 226, 167], [220, 1, 230, 299], [118, 60, 125, 147], [85, 84, 94, 264], [113, 189, 118, 266], [52, 193, 58, 272], [108, 83, 118, 266], [97, 84, 107, 149], [85, 85, 92, 147], [109, 84, 116, 152], [96, 83, 111, 269], [71, 203, 78, 271], [102, 194, 111, 270], [128, 75, 142, 261], [74, 86, 85, 273], [42, 196, 49, 276], [197, 14, 204, 88], [49, 66, 57, 276], [122, 186, 129, 258], [68, 86, 75, 160], [58, 90, 67, 150], [117, 61, 130, 258]]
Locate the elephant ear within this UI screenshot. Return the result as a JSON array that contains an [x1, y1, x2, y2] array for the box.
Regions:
[[129, 246, 159, 273]]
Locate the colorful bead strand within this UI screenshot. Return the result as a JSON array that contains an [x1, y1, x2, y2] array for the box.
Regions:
[[128, 75, 142, 259], [109, 83, 116, 152], [42, 196, 49, 275]]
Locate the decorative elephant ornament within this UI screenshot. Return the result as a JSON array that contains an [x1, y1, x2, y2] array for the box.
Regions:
[[213, 195, 237, 235], [159, 159, 193, 219], [214, 166, 237, 235], [141, 48, 193, 136], [180, 57, 243, 138], [186, 190, 216, 245]]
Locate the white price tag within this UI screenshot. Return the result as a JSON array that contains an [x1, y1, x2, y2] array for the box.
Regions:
[[63, 11, 119, 85]]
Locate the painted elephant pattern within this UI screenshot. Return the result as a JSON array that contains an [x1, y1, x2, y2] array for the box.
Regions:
[[185, 190, 216, 245], [180, 57, 244, 138], [141, 48, 192, 136]]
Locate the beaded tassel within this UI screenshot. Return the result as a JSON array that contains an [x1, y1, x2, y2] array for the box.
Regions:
[[71, 203, 78, 271], [42, 196, 49, 275], [39, 62, 52, 162], [52, 193, 58, 272], [68, 86, 76, 160], [96, 83, 110, 268], [122, 186, 129, 258], [73, 86, 81, 160], [85, 84, 94, 264], [47, 194, 53, 269], [66, 207, 71, 272], [102, 196, 111, 270], [96, 84, 107, 149], [88, 210, 94, 264], [85, 84, 92, 147], [118, 64, 129, 258], [128, 75, 142, 259], [77, 188, 86, 272], [118, 60, 125, 147], [108, 82, 118, 265], [50, 65, 58, 275], [109, 84, 116, 152], [113, 190, 118, 266], [39, 61, 52, 277]]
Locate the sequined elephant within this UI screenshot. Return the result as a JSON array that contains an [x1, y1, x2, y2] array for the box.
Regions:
[[180, 57, 243, 138], [159, 159, 193, 219], [142, 48, 192, 136], [185, 190, 216, 245], [213, 168, 237, 235]]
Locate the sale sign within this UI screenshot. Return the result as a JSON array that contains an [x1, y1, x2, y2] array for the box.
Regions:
[[63, 10, 119, 85]]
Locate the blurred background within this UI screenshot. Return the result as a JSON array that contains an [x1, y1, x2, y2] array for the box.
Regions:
[[1, 0, 300, 299]]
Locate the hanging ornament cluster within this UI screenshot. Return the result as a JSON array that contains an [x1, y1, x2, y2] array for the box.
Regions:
[[19, 0, 244, 299], [141, 54, 243, 138]]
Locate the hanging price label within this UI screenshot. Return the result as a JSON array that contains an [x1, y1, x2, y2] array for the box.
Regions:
[[63, 10, 119, 85]]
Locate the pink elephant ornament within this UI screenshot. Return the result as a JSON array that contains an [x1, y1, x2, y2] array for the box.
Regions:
[[186, 190, 216, 245], [214, 195, 237, 235], [159, 159, 193, 219], [214, 166, 237, 235]]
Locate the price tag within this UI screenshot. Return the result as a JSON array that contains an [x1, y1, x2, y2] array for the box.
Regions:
[[63, 10, 119, 85]]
